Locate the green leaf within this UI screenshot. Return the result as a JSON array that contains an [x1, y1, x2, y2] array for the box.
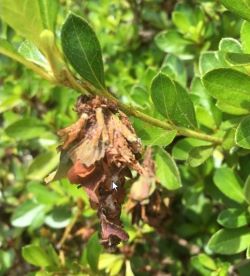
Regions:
[[134, 118, 177, 147], [199, 51, 224, 76], [154, 147, 182, 190], [203, 68, 250, 115], [161, 54, 187, 86], [27, 182, 60, 205], [125, 260, 134, 276], [187, 145, 213, 167], [219, 38, 242, 53], [45, 151, 72, 183], [0, 0, 43, 46], [11, 200, 44, 227], [151, 73, 197, 128], [172, 11, 191, 33], [244, 175, 250, 204], [241, 21, 250, 53], [172, 138, 210, 160], [226, 52, 250, 66], [5, 118, 48, 140], [154, 30, 191, 54], [47, 244, 60, 267], [213, 167, 245, 204], [151, 73, 176, 120], [235, 116, 250, 149], [45, 206, 71, 229], [27, 151, 59, 181], [193, 254, 217, 271], [191, 77, 221, 129], [247, 245, 250, 259], [217, 209, 250, 228], [208, 228, 250, 255], [61, 13, 105, 89], [221, 0, 250, 22], [86, 233, 102, 272], [38, 0, 59, 31], [0, 249, 15, 273], [18, 40, 48, 68], [0, 39, 47, 74], [22, 245, 52, 267], [98, 253, 124, 276], [130, 85, 150, 109]]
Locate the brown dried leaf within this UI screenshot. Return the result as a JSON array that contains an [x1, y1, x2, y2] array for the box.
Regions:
[[58, 115, 87, 150], [100, 212, 129, 243], [69, 109, 108, 167]]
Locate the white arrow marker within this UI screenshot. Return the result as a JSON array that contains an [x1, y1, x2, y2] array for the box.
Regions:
[[112, 182, 118, 191]]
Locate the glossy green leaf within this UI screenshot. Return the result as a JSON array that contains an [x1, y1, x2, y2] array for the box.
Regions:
[[151, 73, 197, 128], [187, 145, 213, 167], [86, 233, 102, 272], [61, 13, 105, 89], [221, 0, 250, 22], [191, 77, 222, 129], [241, 21, 250, 53], [134, 118, 177, 146], [27, 151, 59, 181], [0, 39, 47, 73], [154, 147, 182, 190], [22, 245, 52, 267], [199, 51, 224, 76], [203, 68, 250, 115], [213, 167, 245, 203], [38, 0, 59, 31], [98, 253, 124, 276], [193, 254, 217, 271], [151, 73, 176, 120], [27, 182, 60, 205], [172, 138, 210, 160], [18, 40, 48, 68], [208, 228, 250, 255], [5, 118, 48, 140], [226, 52, 250, 65], [45, 151, 72, 183], [247, 245, 250, 259], [0, 0, 43, 46], [219, 37, 242, 53], [47, 244, 60, 266], [244, 175, 250, 204], [235, 116, 250, 149], [217, 209, 250, 228], [161, 54, 187, 86], [172, 11, 191, 33], [45, 206, 71, 229], [130, 85, 150, 109], [154, 30, 191, 54], [125, 260, 134, 276], [11, 200, 45, 227]]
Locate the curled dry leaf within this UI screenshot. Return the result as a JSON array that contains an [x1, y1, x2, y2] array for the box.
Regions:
[[49, 96, 143, 249]]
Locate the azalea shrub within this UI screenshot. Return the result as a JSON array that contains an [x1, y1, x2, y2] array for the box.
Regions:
[[1, 0, 250, 275]]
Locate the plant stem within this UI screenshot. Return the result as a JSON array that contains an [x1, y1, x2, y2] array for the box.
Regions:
[[64, 74, 222, 145]]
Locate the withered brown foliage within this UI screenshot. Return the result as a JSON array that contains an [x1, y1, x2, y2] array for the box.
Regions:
[[127, 148, 169, 229], [57, 96, 144, 249]]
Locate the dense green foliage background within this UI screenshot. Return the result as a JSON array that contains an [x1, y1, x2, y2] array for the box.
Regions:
[[1, 0, 250, 275]]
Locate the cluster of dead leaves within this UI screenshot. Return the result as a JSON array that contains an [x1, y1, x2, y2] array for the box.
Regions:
[[55, 96, 144, 249], [46, 96, 170, 249]]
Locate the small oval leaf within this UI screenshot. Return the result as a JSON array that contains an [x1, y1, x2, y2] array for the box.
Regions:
[[61, 13, 105, 89], [154, 147, 182, 190], [235, 115, 250, 149], [208, 228, 250, 255]]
